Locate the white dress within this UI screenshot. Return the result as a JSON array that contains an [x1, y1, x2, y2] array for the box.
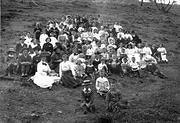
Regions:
[[32, 61, 60, 88]]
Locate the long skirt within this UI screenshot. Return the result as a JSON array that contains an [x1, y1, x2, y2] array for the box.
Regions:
[[61, 70, 80, 88]]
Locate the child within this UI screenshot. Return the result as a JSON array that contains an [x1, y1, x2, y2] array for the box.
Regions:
[[129, 56, 140, 77], [74, 59, 86, 80], [98, 58, 108, 73], [85, 59, 95, 79], [5, 48, 18, 77], [96, 69, 110, 96], [18, 48, 32, 77], [81, 80, 95, 114], [157, 44, 168, 63]]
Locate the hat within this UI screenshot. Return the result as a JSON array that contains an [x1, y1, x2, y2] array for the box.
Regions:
[[20, 36, 26, 40], [21, 47, 28, 52], [40, 51, 51, 57], [7, 48, 16, 53], [82, 80, 92, 86]]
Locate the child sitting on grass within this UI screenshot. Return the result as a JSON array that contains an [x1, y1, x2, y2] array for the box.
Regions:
[[96, 69, 110, 97]]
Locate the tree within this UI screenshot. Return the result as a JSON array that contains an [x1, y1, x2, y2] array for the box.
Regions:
[[140, 0, 144, 6], [152, 0, 176, 13]]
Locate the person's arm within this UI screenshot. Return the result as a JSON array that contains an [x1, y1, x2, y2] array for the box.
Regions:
[[59, 63, 62, 79], [106, 78, 110, 90], [95, 78, 100, 91]]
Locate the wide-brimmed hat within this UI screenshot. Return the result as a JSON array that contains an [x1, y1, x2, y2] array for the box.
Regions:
[[7, 48, 16, 53], [82, 80, 92, 86], [20, 36, 26, 40], [21, 47, 28, 52]]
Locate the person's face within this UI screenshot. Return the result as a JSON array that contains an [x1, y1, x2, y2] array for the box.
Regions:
[[46, 38, 51, 43], [62, 55, 67, 61], [56, 48, 61, 54], [41, 57, 47, 62], [132, 57, 135, 62], [99, 71, 105, 77], [20, 39, 25, 44], [23, 50, 28, 55]]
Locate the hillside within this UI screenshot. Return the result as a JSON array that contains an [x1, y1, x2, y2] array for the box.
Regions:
[[1, 0, 180, 123]]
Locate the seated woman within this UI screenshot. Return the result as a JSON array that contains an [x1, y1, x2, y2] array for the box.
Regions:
[[5, 48, 18, 77], [59, 54, 81, 88], [32, 52, 60, 89], [96, 69, 110, 96], [50, 46, 64, 73]]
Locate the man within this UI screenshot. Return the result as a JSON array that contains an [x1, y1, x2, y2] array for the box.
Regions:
[[18, 48, 32, 77]]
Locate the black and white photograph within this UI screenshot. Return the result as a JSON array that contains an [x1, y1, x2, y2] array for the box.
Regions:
[[0, 0, 180, 122]]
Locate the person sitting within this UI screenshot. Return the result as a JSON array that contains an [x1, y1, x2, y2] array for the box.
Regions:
[[157, 44, 168, 63], [34, 22, 42, 40], [18, 48, 32, 77], [144, 55, 167, 79], [98, 58, 108, 74], [31, 47, 41, 75], [81, 80, 95, 114], [74, 59, 86, 80], [85, 59, 95, 79], [129, 56, 140, 77], [59, 54, 81, 88], [121, 57, 131, 77], [16, 36, 28, 55], [143, 42, 152, 56], [42, 37, 53, 62], [32, 52, 60, 89], [107, 54, 121, 75], [5, 48, 18, 77], [96, 69, 110, 97], [92, 53, 101, 71], [106, 86, 129, 113], [50, 46, 64, 73]]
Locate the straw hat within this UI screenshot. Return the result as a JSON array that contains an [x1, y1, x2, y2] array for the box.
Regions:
[[7, 48, 16, 53], [82, 80, 92, 86]]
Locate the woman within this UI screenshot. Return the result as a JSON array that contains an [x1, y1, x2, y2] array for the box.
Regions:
[[32, 52, 60, 89], [59, 54, 80, 88]]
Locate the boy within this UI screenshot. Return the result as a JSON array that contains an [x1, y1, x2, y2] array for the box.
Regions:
[[81, 80, 95, 114], [18, 48, 32, 77], [96, 69, 110, 96]]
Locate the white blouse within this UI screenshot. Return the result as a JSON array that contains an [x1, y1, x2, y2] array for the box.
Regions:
[[96, 77, 110, 91], [59, 61, 75, 79]]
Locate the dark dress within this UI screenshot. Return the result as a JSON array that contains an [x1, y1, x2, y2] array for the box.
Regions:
[[61, 70, 80, 88]]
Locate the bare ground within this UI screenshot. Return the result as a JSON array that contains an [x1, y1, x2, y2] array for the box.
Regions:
[[0, 0, 180, 123]]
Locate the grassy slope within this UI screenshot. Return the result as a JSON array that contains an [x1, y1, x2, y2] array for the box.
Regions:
[[1, 1, 180, 123]]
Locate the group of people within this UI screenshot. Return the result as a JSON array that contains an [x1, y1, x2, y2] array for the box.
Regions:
[[5, 14, 168, 91]]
